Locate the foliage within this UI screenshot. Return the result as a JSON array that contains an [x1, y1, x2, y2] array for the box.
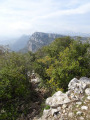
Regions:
[[34, 37, 90, 92], [44, 105, 50, 110], [0, 52, 35, 119], [0, 36, 90, 119]]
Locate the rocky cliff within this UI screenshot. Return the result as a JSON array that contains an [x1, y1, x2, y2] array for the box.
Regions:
[[28, 32, 89, 53], [28, 32, 65, 52], [34, 77, 90, 120]]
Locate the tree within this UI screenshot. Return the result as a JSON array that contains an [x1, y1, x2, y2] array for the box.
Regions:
[[34, 37, 90, 92], [46, 40, 90, 91], [0, 52, 34, 119]]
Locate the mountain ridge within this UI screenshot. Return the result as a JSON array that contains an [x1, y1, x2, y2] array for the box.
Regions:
[[0, 32, 89, 53], [27, 32, 90, 52], [28, 32, 65, 52], [10, 35, 30, 52]]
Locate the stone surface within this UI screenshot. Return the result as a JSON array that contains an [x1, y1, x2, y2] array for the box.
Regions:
[[62, 104, 67, 109], [87, 96, 90, 100], [57, 107, 61, 111], [43, 109, 51, 115], [81, 106, 88, 110], [79, 77, 90, 83], [79, 117, 84, 120], [46, 91, 71, 107], [28, 32, 65, 52], [85, 88, 90, 96], [68, 112, 74, 118], [51, 109, 58, 116], [31, 77, 40, 83], [76, 102, 82, 105], [76, 111, 83, 115], [53, 91, 62, 97], [36, 77, 90, 120]]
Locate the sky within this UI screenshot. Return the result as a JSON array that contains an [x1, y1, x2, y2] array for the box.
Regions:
[[0, 0, 90, 37]]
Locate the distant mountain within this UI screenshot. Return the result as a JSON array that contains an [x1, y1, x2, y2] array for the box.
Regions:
[[0, 37, 17, 45], [0, 35, 30, 52], [0, 45, 10, 53], [28, 32, 65, 52], [0, 32, 89, 53], [71, 32, 90, 37], [10, 35, 30, 52], [27, 32, 90, 52], [58, 31, 90, 37], [19, 46, 28, 53]]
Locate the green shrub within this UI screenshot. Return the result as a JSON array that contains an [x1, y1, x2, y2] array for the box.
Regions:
[[44, 105, 50, 110]]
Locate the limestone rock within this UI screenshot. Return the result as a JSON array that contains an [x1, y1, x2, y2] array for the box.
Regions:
[[38, 77, 90, 120], [51, 109, 59, 116], [46, 91, 70, 107], [85, 88, 90, 96], [28, 32, 65, 52], [62, 104, 67, 109], [79, 77, 90, 84], [68, 78, 85, 95], [68, 112, 74, 118], [53, 91, 62, 97], [79, 117, 84, 120], [81, 106, 88, 110], [76, 111, 83, 116], [68, 78, 79, 90], [87, 96, 90, 100], [76, 102, 82, 105]]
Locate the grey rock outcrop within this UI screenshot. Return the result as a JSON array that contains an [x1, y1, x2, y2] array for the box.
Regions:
[[28, 32, 65, 52], [85, 88, 90, 96], [34, 77, 90, 120], [27, 32, 89, 53], [46, 91, 71, 107]]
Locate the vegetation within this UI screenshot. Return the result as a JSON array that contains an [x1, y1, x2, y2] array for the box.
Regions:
[[34, 37, 90, 91], [44, 105, 50, 110], [0, 36, 90, 119], [0, 51, 35, 119]]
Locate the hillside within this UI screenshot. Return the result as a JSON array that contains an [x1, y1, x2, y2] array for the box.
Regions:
[[28, 32, 65, 52], [0, 36, 90, 120], [10, 35, 30, 52], [0, 32, 89, 53], [27, 32, 89, 52]]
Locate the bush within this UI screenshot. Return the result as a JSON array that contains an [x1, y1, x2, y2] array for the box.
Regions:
[[44, 105, 50, 110], [34, 37, 90, 92], [0, 52, 34, 119]]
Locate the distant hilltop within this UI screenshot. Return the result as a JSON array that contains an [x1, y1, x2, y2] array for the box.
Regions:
[[28, 32, 65, 52], [27, 32, 89, 52], [0, 32, 89, 53]]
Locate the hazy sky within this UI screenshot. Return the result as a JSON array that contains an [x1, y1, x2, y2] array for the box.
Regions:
[[0, 0, 90, 37]]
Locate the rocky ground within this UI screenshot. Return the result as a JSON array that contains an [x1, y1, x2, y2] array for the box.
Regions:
[[33, 77, 90, 120]]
